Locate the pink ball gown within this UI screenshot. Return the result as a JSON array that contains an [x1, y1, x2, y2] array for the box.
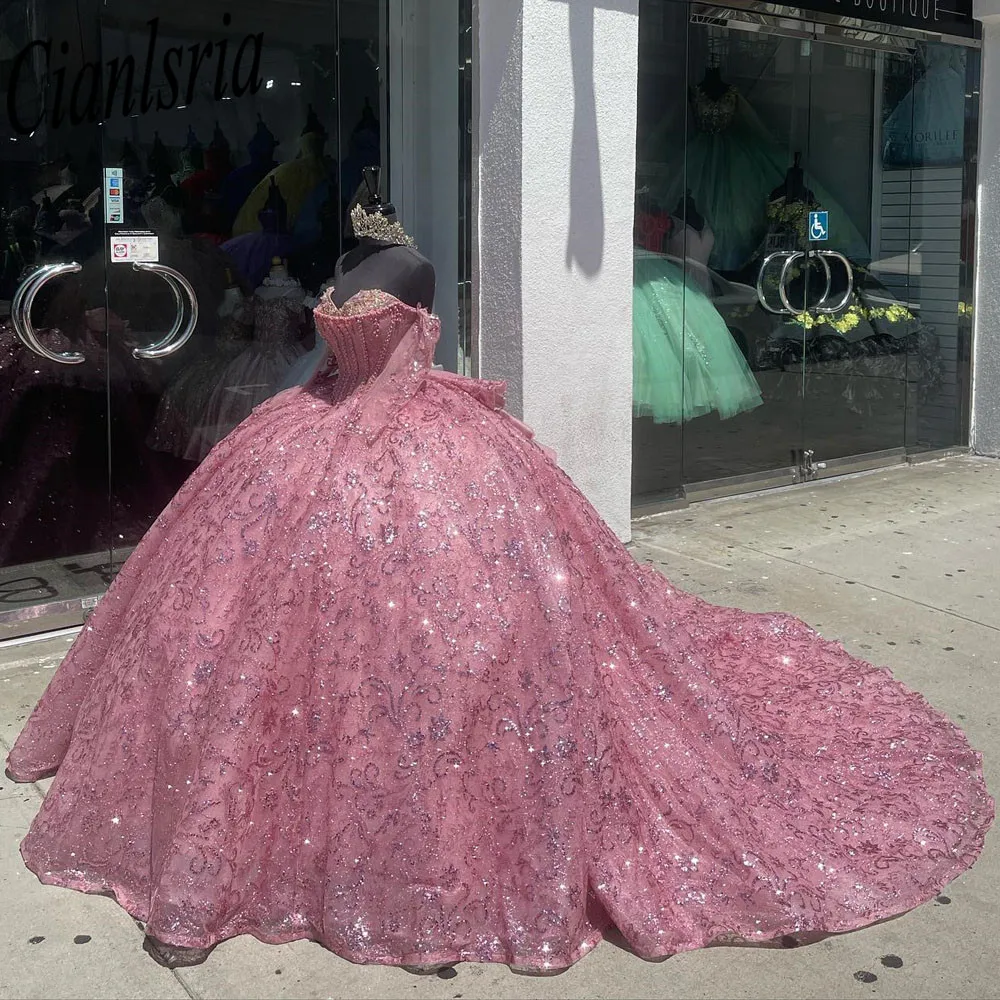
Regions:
[[6, 289, 993, 971]]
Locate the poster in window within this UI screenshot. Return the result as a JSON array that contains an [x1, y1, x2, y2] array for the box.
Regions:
[[882, 45, 966, 169]]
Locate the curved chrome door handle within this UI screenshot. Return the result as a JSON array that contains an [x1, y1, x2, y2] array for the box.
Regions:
[[756, 251, 795, 314], [129, 262, 200, 359], [777, 251, 809, 316], [813, 251, 854, 314], [13, 262, 85, 365], [777, 250, 833, 318]]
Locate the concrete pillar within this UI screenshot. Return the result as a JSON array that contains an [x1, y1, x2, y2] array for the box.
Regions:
[[972, 1, 1000, 454], [476, 0, 640, 540]]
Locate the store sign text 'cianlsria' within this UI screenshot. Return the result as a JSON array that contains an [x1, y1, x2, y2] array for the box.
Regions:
[[6, 15, 265, 136]]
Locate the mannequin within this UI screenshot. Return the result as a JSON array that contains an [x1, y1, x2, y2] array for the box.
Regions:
[[256, 257, 304, 300], [188, 256, 306, 457], [770, 151, 815, 205], [697, 65, 729, 101], [221, 179, 296, 288], [172, 127, 203, 186], [335, 166, 434, 308], [333, 207, 435, 309], [181, 122, 233, 237], [221, 114, 279, 227], [232, 105, 330, 236], [147, 132, 174, 193], [672, 189, 705, 234], [279, 172, 435, 390]]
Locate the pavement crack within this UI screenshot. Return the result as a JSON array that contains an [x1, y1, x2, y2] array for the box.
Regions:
[[172, 970, 203, 1000]]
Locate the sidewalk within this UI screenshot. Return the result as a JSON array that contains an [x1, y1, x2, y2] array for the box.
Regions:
[[1, 456, 997, 1000]]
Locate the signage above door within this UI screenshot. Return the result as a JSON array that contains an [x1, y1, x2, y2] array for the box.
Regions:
[[789, 0, 977, 39]]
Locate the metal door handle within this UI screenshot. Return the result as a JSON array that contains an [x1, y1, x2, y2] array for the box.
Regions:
[[777, 251, 808, 316], [779, 250, 832, 317], [756, 251, 795, 314], [12, 262, 85, 364], [813, 251, 854, 314], [129, 262, 199, 359], [757, 250, 841, 318]]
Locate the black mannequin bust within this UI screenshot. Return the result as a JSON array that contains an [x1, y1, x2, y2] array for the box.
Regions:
[[333, 233, 435, 311], [333, 166, 435, 312], [697, 66, 729, 101], [673, 190, 705, 234], [771, 152, 815, 205]]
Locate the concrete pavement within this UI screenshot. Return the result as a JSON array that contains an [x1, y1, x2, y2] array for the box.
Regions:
[[1, 455, 997, 1000]]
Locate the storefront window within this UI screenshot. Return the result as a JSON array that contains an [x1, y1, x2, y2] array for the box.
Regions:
[[0, 0, 472, 637], [632, 0, 980, 507]]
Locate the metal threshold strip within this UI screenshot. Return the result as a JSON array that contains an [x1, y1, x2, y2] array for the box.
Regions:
[[0, 597, 93, 643], [629, 446, 945, 519], [690, 1, 980, 48]]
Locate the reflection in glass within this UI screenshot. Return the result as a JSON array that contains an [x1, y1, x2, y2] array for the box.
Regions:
[[0, 0, 112, 621], [632, 1, 980, 506], [0, 0, 473, 634]]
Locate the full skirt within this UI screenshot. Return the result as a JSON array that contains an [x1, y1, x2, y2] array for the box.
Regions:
[[633, 254, 763, 423], [6, 371, 992, 970]]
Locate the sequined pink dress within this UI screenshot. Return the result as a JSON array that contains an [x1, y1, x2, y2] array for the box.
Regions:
[[6, 290, 992, 971]]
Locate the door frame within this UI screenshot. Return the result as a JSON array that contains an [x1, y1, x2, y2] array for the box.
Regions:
[[630, 0, 981, 516]]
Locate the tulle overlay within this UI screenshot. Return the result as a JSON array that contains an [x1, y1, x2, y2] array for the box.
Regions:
[[652, 94, 871, 271], [7, 290, 992, 970], [633, 251, 763, 422]]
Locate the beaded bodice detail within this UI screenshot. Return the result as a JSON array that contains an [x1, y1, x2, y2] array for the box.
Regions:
[[251, 294, 304, 348], [216, 306, 253, 350], [692, 85, 738, 134], [312, 288, 437, 395]]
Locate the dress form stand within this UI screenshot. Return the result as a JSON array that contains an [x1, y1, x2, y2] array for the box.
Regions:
[[770, 152, 815, 205], [698, 65, 729, 100], [336, 166, 435, 309]]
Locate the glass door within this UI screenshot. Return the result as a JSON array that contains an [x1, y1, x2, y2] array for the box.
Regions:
[[632, 3, 977, 507], [675, 19, 817, 491], [97, 0, 349, 569], [0, 0, 113, 635], [812, 37, 977, 471], [796, 37, 913, 478], [0, 0, 472, 637], [632, 7, 815, 503]]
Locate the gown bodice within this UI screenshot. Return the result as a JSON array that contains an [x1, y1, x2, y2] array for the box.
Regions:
[[691, 85, 738, 134], [312, 288, 437, 392], [251, 292, 305, 349], [216, 307, 253, 351]]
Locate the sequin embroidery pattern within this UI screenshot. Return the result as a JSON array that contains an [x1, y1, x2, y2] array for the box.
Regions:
[[5, 288, 993, 972], [692, 85, 739, 134]]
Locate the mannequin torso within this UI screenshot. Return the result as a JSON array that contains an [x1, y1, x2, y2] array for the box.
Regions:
[[333, 238, 436, 311], [276, 235, 436, 391]]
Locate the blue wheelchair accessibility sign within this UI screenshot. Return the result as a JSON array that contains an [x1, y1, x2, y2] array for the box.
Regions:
[[808, 210, 829, 241]]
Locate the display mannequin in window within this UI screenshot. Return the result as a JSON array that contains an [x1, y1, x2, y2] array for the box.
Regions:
[[648, 65, 869, 272], [232, 105, 331, 236], [665, 189, 715, 270], [279, 170, 436, 391], [632, 181, 761, 426]]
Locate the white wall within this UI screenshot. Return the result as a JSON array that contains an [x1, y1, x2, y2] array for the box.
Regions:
[[972, 0, 1000, 455], [478, 0, 640, 540]]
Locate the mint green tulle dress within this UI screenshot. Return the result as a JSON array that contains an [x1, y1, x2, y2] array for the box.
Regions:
[[648, 86, 869, 273], [633, 250, 763, 424]]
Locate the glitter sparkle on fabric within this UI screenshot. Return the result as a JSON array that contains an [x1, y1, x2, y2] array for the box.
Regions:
[[5, 289, 993, 972]]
